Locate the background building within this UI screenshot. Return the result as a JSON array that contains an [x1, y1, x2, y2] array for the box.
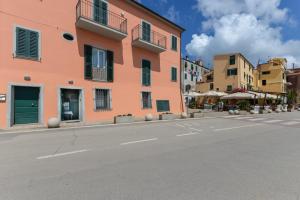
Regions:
[[181, 57, 210, 93], [0, 0, 185, 128], [198, 53, 255, 93], [255, 58, 287, 94]]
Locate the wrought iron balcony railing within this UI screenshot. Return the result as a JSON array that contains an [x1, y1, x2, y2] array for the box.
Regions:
[[132, 25, 167, 50], [76, 0, 127, 35]]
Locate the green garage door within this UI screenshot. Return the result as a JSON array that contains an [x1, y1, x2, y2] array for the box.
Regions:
[[14, 86, 39, 125]]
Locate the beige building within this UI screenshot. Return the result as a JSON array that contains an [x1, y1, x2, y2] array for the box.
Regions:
[[197, 53, 255, 92], [255, 58, 287, 94]]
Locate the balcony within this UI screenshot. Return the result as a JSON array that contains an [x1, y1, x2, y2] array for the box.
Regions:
[[76, 0, 127, 40], [132, 25, 167, 53]]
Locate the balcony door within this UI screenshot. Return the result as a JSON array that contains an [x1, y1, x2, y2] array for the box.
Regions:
[[94, 0, 108, 25], [142, 21, 151, 42], [92, 47, 107, 81]]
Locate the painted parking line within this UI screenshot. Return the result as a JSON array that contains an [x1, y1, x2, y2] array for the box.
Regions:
[[222, 116, 240, 118], [120, 138, 158, 146], [214, 124, 263, 132], [248, 118, 267, 121], [281, 121, 300, 126], [188, 127, 203, 132], [176, 132, 202, 137], [235, 117, 254, 120], [175, 124, 185, 128], [37, 149, 89, 160], [265, 120, 283, 123]]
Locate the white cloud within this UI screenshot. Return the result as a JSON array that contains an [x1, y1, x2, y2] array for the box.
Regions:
[[187, 0, 300, 68], [164, 5, 180, 22]]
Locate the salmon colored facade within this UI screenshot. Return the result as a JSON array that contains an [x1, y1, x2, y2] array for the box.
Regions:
[[0, 0, 185, 128]]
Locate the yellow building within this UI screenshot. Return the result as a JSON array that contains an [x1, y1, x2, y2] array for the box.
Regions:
[[255, 58, 287, 94], [200, 53, 255, 92]]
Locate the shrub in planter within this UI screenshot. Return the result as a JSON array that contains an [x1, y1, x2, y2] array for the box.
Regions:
[[237, 100, 250, 111]]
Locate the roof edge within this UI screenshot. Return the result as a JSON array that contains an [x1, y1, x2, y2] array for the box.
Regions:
[[128, 0, 185, 32]]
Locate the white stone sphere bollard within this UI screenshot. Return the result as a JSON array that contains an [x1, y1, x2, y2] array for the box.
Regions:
[[47, 117, 60, 128]]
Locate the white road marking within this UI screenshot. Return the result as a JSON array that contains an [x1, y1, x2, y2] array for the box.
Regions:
[[189, 127, 203, 132], [214, 124, 263, 132], [265, 120, 283, 123], [236, 117, 254, 120], [176, 132, 201, 137], [203, 117, 217, 119], [248, 118, 267, 121], [175, 124, 185, 128], [222, 115, 239, 118], [281, 121, 300, 125], [37, 149, 89, 160], [120, 138, 158, 145]]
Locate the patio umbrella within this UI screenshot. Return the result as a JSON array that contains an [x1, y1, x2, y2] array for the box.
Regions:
[[221, 92, 255, 100], [198, 91, 228, 97], [184, 92, 202, 97]]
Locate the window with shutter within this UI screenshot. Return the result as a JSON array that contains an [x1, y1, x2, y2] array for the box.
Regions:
[[15, 27, 39, 60], [142, 59, 151, 86], [84, 45, 93, 80], [171, 67, 177, 81], [171, 35, 177, 51], [142, 21, 151, 42]]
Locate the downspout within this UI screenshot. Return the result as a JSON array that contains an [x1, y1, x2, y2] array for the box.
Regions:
[[179, 32, 185, 114]]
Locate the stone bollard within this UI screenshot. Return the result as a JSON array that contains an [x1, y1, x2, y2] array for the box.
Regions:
[[145, 114, 153, 121], [47, 117, 60, 128], [181, 112, 188, 119]]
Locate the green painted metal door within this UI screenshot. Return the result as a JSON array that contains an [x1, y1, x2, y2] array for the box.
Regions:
[[14, 86, 39, 125]]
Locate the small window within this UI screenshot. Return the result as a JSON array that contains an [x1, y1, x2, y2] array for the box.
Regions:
[[171, 35, 177, 51], [210, 83, 214, 90], [229, 55, 236, 65], [262, 71, 270, 75], [156, 100, 170, 112], [142, 92, 152, 109], [262, 80, 267, 86], [184, 62, 187, 70], [282, 73, 285, 80], [15, 27, 40, 60], [227, 68, 237, 76], [184, 73, 187, 80], [171, 67, 177, 81], [63, 33, 74, 41], [227, 85, 233, 91], [191, 64, 194, 71], [95, 89, 111, 110]]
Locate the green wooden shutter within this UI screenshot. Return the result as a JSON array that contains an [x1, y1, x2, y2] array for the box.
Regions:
[[107, 50, 114, 82], [156, 100, 170, 112], [142, 60, 151, 86], [16, 27, 28, 57], [142, 22, 151, 42], [16, 28, 39, 59], [94, 0, 100, 22], [172, 36, 177, 51], [84, 45, 93, 80], [101, 1, 108, 25], [29, 31, 39, 59], [171, 67, 177, 81]]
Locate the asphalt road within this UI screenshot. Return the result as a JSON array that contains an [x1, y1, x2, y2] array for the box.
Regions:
[[1, 112, 300, 200]]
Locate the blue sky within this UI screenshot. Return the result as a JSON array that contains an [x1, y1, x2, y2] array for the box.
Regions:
[[138, 0, 300, 68]]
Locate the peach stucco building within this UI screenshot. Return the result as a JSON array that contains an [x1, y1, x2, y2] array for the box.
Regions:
[[0, 0, 185, 128]]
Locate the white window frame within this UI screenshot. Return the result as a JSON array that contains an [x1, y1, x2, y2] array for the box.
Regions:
[[13, 24, 42, 61], [92, 47, 107, 69]]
